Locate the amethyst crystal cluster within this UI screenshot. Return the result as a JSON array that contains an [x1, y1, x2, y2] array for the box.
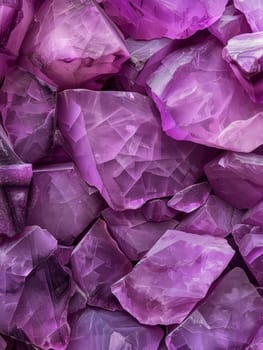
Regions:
[[1, 0, 263, 349]]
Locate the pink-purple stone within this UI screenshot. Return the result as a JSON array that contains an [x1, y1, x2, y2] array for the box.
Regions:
[[233, 0, 263, 32], [232, 224, 263, 285], [142, 198, 177, 222], [209, 4, 251, 45], [112, 229, 234, 325], [1, 67, 56, 163], [58, 89, 215, 210], [27, 163, 105, 245], [223, 32, 263, 103], [102, 207, 178, 261], [70, 218, 132, 311], [167, 182, 211, 213], [101, 0, 228, 40], [242, 199, 263, 226], [205, 152, 263, 209], [148, 36, 263, 152], [177, 195, 242, 237], [20, 0, 129, 90], [67, 308, 163, 350], [166, 268, 263, 350]]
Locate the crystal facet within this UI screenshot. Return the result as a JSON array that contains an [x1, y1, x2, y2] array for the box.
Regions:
[[242, 199, 263, 226], [233, 0, 263, 32], [142, 198, 177, 222]]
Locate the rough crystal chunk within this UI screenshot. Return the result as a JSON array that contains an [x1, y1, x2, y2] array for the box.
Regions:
[[71, 218, 132, 311], [177, 195, 241, 237], [209, 4, 251, 45], [167, 182, 211, 213], [102, 207, 178, 261], [112, 229, 234, 325], [233, 0, 263, 32], [58, 89, 215, 210], [148, 36, 263, 152], [101, 0, 228, 40], [20, 0, 129, 90], [1, 67, 56, 163], [223, 32, 263, 103], [205, 152, 263, 209], [13, 256, 71, 350], [0, 226, 57, 334], [232, 224, 263, 285], [142, 198, 177, 222], [27, 163, 105, 245], [67, 308, 163, 350], [242, 199, 263, 226], [166, 268, 263, 350]]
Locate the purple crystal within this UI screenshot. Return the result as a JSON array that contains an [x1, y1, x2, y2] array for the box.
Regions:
[[20, 0, 129, 90], [177, 195, 242, 237], [205, 152, 263, 209], [232, 224, 263, 285], [71, 218, 132, 311], [0, 336, 5, 350], [101, 0, 228, 40], [67, 308, 163, 350], [58, 89, 215, 210], [242, 199, 263, 226], [112, 229, 234, 325], [247, 324, 263, 350], [27, 163, 105, 245], [102, 207, 178, 261], [209, 4, 251, 45], [148, 36, 263, 152], [223, 32, 263, 103], [54, 245, 73, 266], [233, 0, 263, 32], [0, 226, 57, 334], [1, 67, 56, 163], [12, 256, 71, 350], [142, 198, 177, 222], [116, 38, 177, 94], [167, 182, 211, 213], [166, 268, 263, 349], [68, 283, 87, 315]]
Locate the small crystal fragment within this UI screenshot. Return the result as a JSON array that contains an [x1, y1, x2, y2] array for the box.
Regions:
[[102, 207, 177, 261], [112, 229, 234, 325], [177, 195, 241, 237], [67, 308, 163, 350], [27, 163, 105, 245], [167, 182, 211, 213], [233, 0, 263, 32], [58, 89, 215, 210], [205, 152, 263, 209], [20, 0, 129, 89], [71, 218, 132, 311], [166, 268, 263, 350], [142, 198, 177, 222]]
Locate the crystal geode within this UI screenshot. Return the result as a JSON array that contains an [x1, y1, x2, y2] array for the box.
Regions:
[[147, 36, 263, 152], [112, 229, 234, 325], [58, 89, 215, 210], [20, 0, 129, 90]]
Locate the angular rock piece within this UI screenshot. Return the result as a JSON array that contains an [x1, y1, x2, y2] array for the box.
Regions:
[[142, 198, 177, 222], [71, 218, 132, 311], [27, 163, 105, 245], [20, 0, 129, 90], [67, 308, 163, 350], [232, 224, 263, 285], [116, 38, 177, 94], [112, 230, 234, 325], [1, 67, 56, 163], [166, 268, 263, 350], [102, 207, 177, 261], [234, 0, 263, 32], [148, 36, 263, 152], [58, 89, 215, 210], [0, 226, 57, 334], [242, 199, 263, 226], [223, 32, 263, 103], [209, 4, 251, 45], [205, 152, 263, 209], [13, 256, 71, 350], [177, 195, 241, 237], [168, 182, 211, 213], [102, 0, 228, 40]]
